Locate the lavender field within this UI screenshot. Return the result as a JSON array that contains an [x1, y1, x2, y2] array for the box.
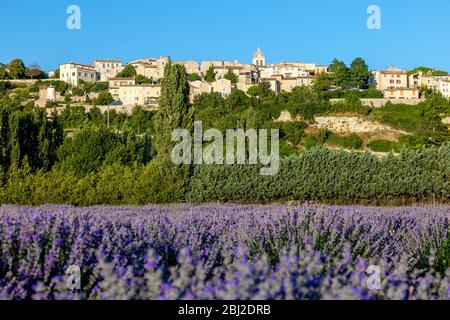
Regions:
[[0, 205, 449, 300]]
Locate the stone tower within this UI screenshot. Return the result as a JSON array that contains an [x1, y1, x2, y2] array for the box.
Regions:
[[252, 47, 266, 67]]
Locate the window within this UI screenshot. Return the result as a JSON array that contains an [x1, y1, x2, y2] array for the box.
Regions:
[[397, 80, 401, 84]]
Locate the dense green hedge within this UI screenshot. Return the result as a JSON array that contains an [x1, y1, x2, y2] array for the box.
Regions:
[[188, 145, 450, 204], [0, 145, 449, 206]]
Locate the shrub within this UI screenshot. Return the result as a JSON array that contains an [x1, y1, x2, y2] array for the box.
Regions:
[[367, 140, 401, 153], [327, 133, 363, 150], [95, 91, 113, 105]]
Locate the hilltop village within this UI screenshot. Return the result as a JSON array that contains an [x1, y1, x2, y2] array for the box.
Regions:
[[44, 48, 450, 108]]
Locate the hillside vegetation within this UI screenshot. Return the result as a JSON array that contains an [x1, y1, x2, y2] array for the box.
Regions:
[[1, 64, 450, 205]]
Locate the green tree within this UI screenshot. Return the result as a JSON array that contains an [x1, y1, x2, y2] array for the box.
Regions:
[[25, 63, 46, 80], [204, 66, 216, 83], [187, 73, 201, 82], [8, 59, 26, 79], [224, 69, 238, 83], [53, 68, 60, 78], [0, 67, 9, 79], [417, 93, 450, 146], [329, 58, 349, 88], [247, 85, 260, 97], [95, 91, 113, 105], [258, 81, 274, 99], [154, 61, 193, 202], [116, 64, 137, 78], [91, 82, 109, 92], [349, 58, 370, 88], [313, 71, 334, 93], [57, 126, 136, 176], [0, 107, 63, 173], [246, 82, 274, 100], [135, 74, 152, 84]]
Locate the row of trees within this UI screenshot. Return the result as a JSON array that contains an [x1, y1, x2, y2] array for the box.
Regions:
[[1, 144, 448, 205], [314, 58, 371, 92], [0, 105, 63, 174], [188, 67, 239, 84], [0, 59, 47, 80]]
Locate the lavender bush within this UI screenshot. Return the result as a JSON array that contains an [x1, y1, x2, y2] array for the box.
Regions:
[[0, 205, 448, 300]]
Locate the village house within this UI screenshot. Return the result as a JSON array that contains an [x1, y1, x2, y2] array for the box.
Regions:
[[117, 84, 161, 106], [130, 61, 158, 80], [211, 78, 233, 97], [59, 62, 97, 86], [200, 60, 245, 77], [213, 65, 244, 80], [188, 80, 210, 101], [408, 70, 449, 91], [175, 60, 200, 75], [409, 71, 425, 88], [439, 78, 450, 99], [108, 77, 136, 99], [372, 67, 409, 91], [280, 76, 313, 92], [188, 78, 234, 101], [129, 56, 169, 81], [94, 59, 123, 81], [383, 87, 419, 100]]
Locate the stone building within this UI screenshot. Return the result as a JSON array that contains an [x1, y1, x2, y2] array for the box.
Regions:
[[94, 59, 123, 81], [59, 62, 97, 86]]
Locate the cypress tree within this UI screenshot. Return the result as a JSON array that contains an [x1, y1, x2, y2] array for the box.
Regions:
[[154, 61, 193, 202]]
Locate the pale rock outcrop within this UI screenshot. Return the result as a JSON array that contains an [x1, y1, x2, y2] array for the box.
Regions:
[[314, 116, 406, 134]]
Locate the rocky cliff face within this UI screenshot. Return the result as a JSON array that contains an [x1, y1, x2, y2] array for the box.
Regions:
[[313, 116, 407, 134]]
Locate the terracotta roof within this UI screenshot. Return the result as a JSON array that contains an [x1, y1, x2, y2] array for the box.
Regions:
[[118, 84, 161, 88], [94, 59, 121, 63], [282, 76, 312, 80], [109, 77, 135, 80], [384, 87, 417, 91], [61, 62, 96, 70]]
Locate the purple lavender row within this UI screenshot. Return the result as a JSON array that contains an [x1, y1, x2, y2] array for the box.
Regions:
[[0, 205, 448, 300]]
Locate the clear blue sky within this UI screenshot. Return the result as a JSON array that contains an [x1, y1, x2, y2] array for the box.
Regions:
[[1, 0, 449, 72]]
